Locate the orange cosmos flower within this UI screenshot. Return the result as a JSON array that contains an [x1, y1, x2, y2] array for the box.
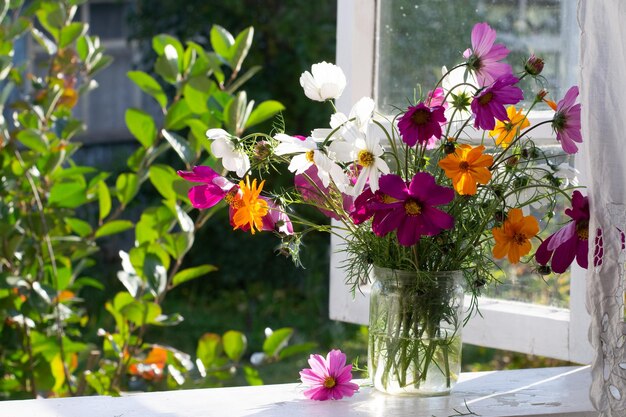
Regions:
[[438, 144, 493, 195], [232, 177, 268, 234], [492, 208, 539, 264], [488, 106, 530, 147]]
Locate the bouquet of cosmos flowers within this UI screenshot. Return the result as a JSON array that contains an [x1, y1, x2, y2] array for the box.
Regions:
[[178, 21, 587, 395], [178, 21, 585, 287]]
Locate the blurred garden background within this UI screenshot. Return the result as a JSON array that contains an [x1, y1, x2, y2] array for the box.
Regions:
[[0, 0, 571, 399]]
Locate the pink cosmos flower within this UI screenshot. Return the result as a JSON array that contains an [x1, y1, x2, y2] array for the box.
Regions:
[[463, 22, 512, 86], [397, 102, 446, 147], [299, 349, 358, 401], [177, 166, 236, 209], [552, 86, 582, 154], [471, 74, 523, 131], [371, 173, 455, 246], [535, 191, 590, 273], [295, 165, 354, 220], [264, 199, 294, 235]]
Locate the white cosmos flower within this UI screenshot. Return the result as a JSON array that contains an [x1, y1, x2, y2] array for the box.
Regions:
[[442, 65, 478, 127], [330, 124, 389, 195], [535, 162, 579, 187], [299, 62, 347, 102], [206, 128, 250, 178], [274, 134, 348, 191]]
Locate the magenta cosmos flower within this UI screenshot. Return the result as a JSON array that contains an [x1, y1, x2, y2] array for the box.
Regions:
[[471, 74, 523, 131], [535, 190, 590, 273], [463, 22, 512, 86], [552, 86, 582, 154], [299, 349, 358, 401], [370, 173, 454, 246], [177, 166, 236, 208], [397, 102, 446, 147]]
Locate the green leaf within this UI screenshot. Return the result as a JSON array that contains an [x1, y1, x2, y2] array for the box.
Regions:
[[97, 181, 111, 220], [59, 22, 86, 49], [125, 108, 157, 148], [64, 217, 93, 238], [136, 206, 175, 244], [115, 173, 140, 206], [143, 253, 167, 297], [49, 181, 87, 208], [162, 233, 191, 259], [172, 265, 217, 288], [152, 34, 184, 60], [183, 76, 212, 114], [17, 129, 48, 152], [278, 342, 318, 360], [127, 71, 167, 109], [113, 292, 135, 312], [224, 65, 261, 94], [263, 328, 293, 357], [229, 27, 254, 73], [127, 146, 146, 172], [155, 45, 179, 84], [35, 2, 63, 40], [120, 301, 161, 326], [95, 220, 133, 238], [153, 313, 184, 327], [223, 330, 247, 362], [164, 99, 192, 130], [148, 164, 178, 201], [243, 365, 263, 386], [73, 277, 104, 291], [210, 25, 235, 62], [223, 91, 250, 135], [31, 28, 56, 55], [197, 333, 222, 368], [245, 100, 285, 129], [161, 130, 194, 166]]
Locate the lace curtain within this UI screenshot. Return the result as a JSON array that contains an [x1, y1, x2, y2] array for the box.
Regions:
[[580, 1, 626, 415]]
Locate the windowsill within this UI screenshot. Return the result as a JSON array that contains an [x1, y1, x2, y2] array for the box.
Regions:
[[0, 366, 597, 417]]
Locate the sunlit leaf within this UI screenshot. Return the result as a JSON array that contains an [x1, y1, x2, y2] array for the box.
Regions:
[[263, 327, 293, 357], [127, 71, 167, 109], [125, 108, 157, 148], [172, 265, 217, 288], [95, 220, 133, 238], [245, 100, 285, 129], [223, 330, 247, 362], [97, 181, 111, 221]]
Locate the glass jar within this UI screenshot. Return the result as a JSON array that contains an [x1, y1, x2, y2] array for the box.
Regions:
[[368, 266, 466, 396]]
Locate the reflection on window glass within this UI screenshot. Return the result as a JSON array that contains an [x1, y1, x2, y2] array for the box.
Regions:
[[377, 0, 575, 113]]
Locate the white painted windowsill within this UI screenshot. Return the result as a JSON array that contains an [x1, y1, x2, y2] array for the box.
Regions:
[[0, 366, 596, 417]]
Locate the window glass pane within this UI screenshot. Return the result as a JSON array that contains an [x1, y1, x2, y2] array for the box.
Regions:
[[376, 0, 571, 113]]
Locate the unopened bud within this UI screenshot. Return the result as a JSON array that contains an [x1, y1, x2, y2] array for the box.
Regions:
[[525, 54, 544, 76]]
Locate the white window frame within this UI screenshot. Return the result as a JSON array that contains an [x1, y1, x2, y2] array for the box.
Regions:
[[329, 0, 592, 364]]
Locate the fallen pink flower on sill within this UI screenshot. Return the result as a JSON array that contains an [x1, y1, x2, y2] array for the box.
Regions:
[[299, 349, 359, 401]]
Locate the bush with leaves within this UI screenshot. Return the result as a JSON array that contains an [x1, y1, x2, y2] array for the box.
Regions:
[[0, 0, 308, 399]]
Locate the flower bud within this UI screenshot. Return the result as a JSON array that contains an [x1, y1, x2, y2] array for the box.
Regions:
[[537, 265, 552, 275], [525, 54, 544, 76], [253, 140, 272, 161], [444, 139, 456, 154]]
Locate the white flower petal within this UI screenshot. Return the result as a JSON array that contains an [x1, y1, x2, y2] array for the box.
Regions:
[[300, 62, 346, 102]]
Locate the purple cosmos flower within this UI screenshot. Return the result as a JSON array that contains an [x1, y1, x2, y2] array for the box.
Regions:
[[535, 191, 590, 273], [397, 102, 446, 147], [350, 187, 395, 226], [299, 349, 358, 401], [294, 165, 354, 220], [552, 86, 582, 154], [471, 74, 524, 131], [177, 166, 236, 208], [463, 22, 512, 86], [370, 173, 454, 246]]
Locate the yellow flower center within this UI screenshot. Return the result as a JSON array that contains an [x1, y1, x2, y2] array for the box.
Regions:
[[306, 150, 315, 163], [404, 199, 422, 216], [357, 150, 375, 167], [576, 220, 589, 240], [323, 377, 336, 389], [380, 194, 396, 204], [478, 92, 493, 105], [411, 108, 430, 125]]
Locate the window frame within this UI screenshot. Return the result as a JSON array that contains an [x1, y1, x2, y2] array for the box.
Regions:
[[329, 0, 592, 364]]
